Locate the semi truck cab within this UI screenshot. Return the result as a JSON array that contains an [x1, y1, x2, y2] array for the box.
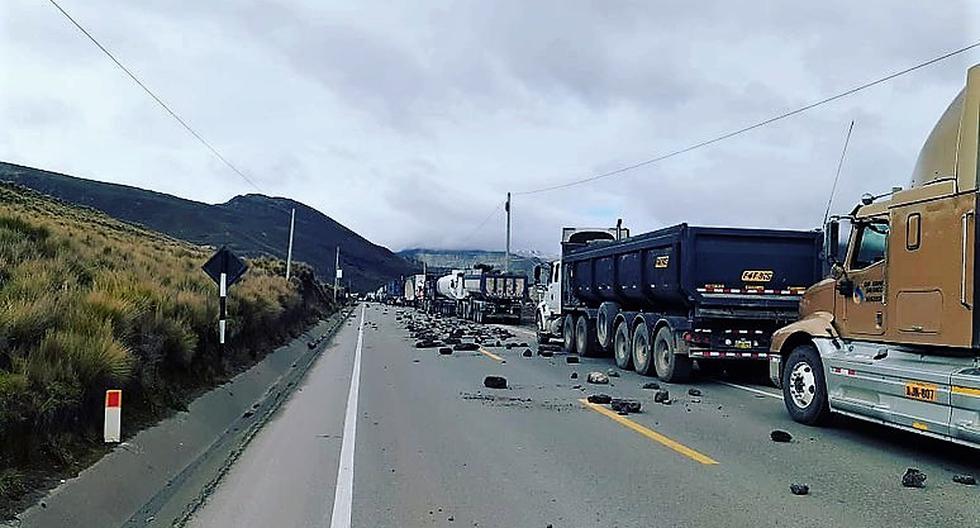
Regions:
[[771, 64, 980, 447], [534, 226, 626, 343]]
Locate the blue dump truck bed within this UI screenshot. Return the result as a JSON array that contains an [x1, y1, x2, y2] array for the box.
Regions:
[[558, 224, 823, 377], [564, 223, 822, 319]]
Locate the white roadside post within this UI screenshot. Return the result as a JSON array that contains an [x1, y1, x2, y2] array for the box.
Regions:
[[104, 389, 122, 443], [219, 272, 227, 348]]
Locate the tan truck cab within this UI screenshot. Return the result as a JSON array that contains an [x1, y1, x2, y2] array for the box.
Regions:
[[769, 64, 980, 447]]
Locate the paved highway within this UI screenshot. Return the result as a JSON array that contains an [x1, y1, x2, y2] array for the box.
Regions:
[[187, 303, 980, 528]]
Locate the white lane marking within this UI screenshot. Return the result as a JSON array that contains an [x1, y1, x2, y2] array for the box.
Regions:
[[715, 380, 783, 400], [328, 304, 366, 528]]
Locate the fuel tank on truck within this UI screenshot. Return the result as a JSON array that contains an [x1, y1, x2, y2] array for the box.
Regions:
[[563, 223, 823, 311]]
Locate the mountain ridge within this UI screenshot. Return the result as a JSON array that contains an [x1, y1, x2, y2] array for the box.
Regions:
[[0, 161, 415, 290]]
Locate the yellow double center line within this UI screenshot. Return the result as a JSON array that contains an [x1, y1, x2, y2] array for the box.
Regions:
[[579, 399, 719, 465]]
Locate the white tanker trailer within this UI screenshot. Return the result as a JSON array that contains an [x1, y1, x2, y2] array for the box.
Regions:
[[431, 266, 527, 323]]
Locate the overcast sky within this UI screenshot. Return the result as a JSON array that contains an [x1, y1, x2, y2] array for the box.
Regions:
[[2, 1, 979, 255]]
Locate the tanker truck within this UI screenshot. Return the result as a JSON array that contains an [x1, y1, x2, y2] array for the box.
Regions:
[[434, 266, 528, 323], [770, 64, 980, 448], [535, 224, 823, 381]]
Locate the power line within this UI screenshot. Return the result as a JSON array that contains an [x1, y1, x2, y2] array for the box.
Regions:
[[457, 201, 505, 248], [46, 0, 263, 193], [514, 40, 980, 196]]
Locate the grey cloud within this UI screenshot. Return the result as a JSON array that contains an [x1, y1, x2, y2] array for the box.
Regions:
[[2, 0, 977, 255]]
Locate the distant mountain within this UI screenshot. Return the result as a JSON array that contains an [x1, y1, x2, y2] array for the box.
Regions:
[[0, 161, 415, 291], [397, 248, 549, 278]]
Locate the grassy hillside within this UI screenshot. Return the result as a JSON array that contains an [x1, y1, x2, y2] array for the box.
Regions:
[[0, 161, 417, 292], [0, 183, 334, 513]]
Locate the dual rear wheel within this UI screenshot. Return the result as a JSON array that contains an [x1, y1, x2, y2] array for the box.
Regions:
[[563, 314, 602, 356], [612, 320, 692, 381]]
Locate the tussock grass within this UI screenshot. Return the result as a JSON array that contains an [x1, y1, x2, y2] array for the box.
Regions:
[[0, 184, 333, 511]]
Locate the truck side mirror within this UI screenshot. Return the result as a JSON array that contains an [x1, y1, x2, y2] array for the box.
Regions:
[[825, 219, 840, 264], [836, 277, 854, 297]]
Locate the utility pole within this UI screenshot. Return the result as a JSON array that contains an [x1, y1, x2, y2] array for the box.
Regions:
[[505, 192, 511, 273], [333, 245, 341, 303], [285, 208, 296, 280]]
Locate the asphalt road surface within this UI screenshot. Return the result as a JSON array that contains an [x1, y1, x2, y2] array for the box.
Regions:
[[186, 303, 980, 528]]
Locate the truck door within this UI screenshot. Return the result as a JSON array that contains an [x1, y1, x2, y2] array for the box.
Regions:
[[841, 219, 889, 336]]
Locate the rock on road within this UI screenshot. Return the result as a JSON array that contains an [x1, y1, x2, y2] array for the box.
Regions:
[[187, 303, 980, 528]]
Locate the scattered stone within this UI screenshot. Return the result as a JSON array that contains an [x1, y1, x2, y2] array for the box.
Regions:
[[654, 390, 670, 404], [789, 483, 809, 496], [539, 343, 561, 352], [587, 371, 610, 385], [570, 372, 578, 379], [953, 474, 976, 485], [572, 384, 582, 389], [439, 347, 453, 355], [453, 342, 479, 351], [902, 468, 927, 488], [242, 410, 254, 418], [566, 356, 580, 364], [538, 349, 554, 358], [687, 388, 702, 397], [610, 398, 642, 413], [770, 430, 793, 443], [307, 341, 316, 349], [412, 359, 420, 363], [587, 393, 612, 404], [522, 349, 533, 357], [642, 382, 661, 390], [606, 368, 620, 377], [484, 376, 508, 389], [415, 340, 434, 348]]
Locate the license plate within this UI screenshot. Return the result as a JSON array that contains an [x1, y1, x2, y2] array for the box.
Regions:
[[905, 381, 938, 402], [734, 339, 752, 349]]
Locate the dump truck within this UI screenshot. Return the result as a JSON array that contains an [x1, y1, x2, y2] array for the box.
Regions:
[[434, 266, 528, 323], [770, 64, 980, 447], [536, 224, 823, 381]]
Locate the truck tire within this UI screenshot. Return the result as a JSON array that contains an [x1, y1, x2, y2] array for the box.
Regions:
[[653, 326, 692, 382], [613, 320, 632, 369], [575, 315, 599, 357], [782, 343, 830, 425], [631, 323, 656, 376], [562, 314, 576, 353], [596, 302, 620, 351]]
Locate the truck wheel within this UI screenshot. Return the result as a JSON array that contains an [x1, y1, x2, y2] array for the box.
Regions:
[[596, 302, 620, 351], [562, 314, 576, 353], [653, 326, 692, 382], [631, 323, 656, 376], [575, 316, 599, 357], [782, 344, 830, 425], [613, 321, 632, 369]]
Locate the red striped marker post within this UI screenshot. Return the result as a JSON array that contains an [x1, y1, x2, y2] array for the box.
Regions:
[[104, 389, 122, 443]]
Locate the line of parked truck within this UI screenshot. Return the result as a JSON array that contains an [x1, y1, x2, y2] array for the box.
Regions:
[[375, 65, 980, 450], [370, 265, 528, 323]]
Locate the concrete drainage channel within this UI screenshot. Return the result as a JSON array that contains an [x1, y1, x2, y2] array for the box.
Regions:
[[123, 306, 357, 528]]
